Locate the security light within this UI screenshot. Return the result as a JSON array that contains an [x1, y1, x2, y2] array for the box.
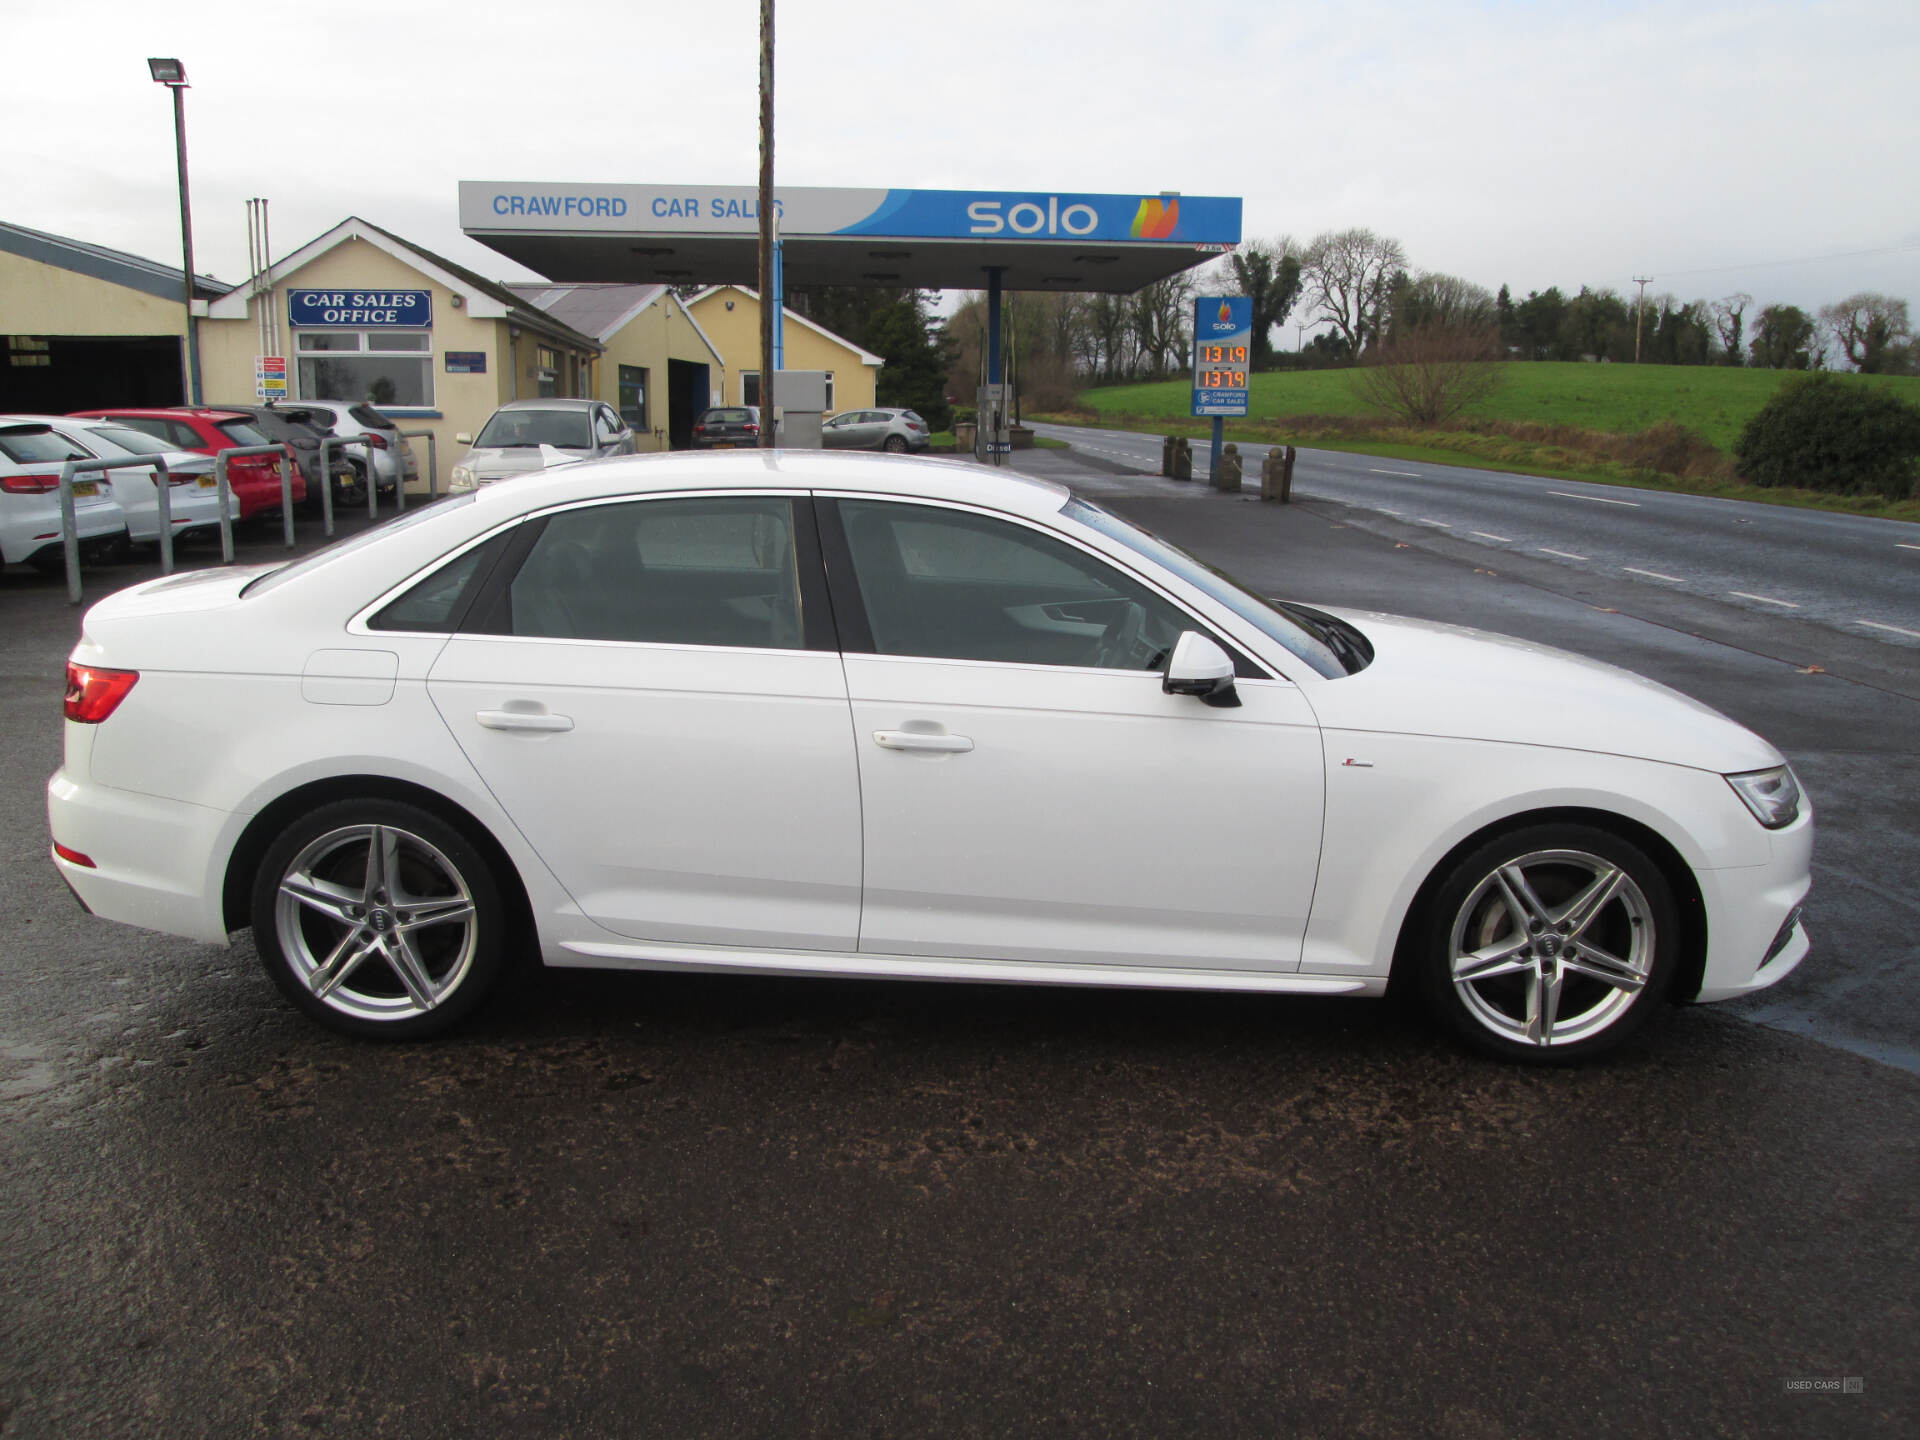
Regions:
[[147, 57, 187, 85]]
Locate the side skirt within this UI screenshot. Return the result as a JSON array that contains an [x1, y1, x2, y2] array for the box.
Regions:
[[555, 939, 1381, 996]]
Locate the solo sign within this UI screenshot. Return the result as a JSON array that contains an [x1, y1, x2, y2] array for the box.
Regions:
[[289, 289, 432, 328], [1191, 296, 1252, 417]]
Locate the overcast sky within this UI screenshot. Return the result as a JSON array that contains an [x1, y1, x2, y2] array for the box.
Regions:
[[5, 0, 1916, 326]]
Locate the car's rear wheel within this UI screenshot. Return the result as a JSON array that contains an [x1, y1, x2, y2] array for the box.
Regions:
[[1415, 823, 1679, 1063], [882, 435, 908, 453], [250, 799, 508, 1039]]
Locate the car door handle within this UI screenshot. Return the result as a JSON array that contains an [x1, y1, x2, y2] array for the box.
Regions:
[[476, 709, 575, 733], [873, 730, 973, 753]]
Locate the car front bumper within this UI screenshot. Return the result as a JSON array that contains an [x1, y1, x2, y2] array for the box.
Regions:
[[1691, 808, 1814, 1003]]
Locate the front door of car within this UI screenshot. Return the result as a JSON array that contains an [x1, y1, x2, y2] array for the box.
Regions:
[[426, 492, 863, 950], [822, 496, 1326, 971], [821, 414, 856, 449]]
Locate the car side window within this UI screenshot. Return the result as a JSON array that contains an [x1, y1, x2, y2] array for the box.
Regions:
[[501, 496, 806, 650], [836, 500, 1192, 671], [367, 533, 512, 633]]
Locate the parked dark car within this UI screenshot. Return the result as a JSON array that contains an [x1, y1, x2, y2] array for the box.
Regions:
[[690, 406, 761, 448], [208, 403, 360, 510]]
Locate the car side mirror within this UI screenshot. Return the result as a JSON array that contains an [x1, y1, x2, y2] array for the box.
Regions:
[[455, 432, 472, 445], [1162, 632, 1241, 708]]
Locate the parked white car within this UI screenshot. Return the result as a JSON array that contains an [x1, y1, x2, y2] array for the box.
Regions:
[[48, 452, 1811, 1061], [51, 416, 226, 545], [0, 419, 129, 570], [269, 400, 418, 501], [449, 398, 636, 491]]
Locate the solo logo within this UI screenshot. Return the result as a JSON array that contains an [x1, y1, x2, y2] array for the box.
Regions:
[[967, 197, 1101, 236]]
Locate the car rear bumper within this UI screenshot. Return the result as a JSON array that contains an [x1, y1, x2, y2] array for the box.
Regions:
[[3, 500, 125, 564], [47, 767, 234, 946]]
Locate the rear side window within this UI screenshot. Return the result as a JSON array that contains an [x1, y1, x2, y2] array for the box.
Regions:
[[87, 425, 169, 456], [215, 419, 271, 447], [0, 427, 91, 463], [368, 532, 510, 633], [499, 497, 804, 649], [347, 405, 388, 429]]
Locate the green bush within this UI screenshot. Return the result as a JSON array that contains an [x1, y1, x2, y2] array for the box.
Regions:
[[1733, 375, 1920, 498]]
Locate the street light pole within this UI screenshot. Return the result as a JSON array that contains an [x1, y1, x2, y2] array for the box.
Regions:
[[756, 2, 775, 448], [148, 58, 201, 405]]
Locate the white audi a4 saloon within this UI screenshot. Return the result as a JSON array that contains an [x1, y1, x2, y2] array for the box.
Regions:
[[48, 450, 1811, 1062]]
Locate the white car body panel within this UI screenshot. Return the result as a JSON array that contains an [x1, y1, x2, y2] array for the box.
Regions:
[[48, 420, 225, 543], [45, 450, 1812, 1024]]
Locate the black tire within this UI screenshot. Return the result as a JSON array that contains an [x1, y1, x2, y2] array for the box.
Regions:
[[250, 798, 509, 1040], [882, 435, 908, 453], [1413, 822, 1679, 1064]]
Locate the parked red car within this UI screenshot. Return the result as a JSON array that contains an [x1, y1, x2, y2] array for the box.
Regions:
[[67, 408, 307, 520]]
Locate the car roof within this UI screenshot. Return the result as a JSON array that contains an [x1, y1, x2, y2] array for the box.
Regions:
[[494, 398, 600, 413], [72, 407, 255, 422], [468, 448, 1068, 519]]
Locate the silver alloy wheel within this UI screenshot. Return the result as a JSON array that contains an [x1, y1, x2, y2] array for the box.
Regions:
[[1447, 848, 1656, 1048], [272, 822, 479, 1023]]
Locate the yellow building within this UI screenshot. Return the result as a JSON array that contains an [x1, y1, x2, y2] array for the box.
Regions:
[[504, 282, 726, 450], [682, 286, 881, 415], [200, 217, 603, 486], [0, 219, 227, 409]]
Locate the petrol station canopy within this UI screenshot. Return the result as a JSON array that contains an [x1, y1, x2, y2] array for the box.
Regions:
[[459, 183, 1241, 293]]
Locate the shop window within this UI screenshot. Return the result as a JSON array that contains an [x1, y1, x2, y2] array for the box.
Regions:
[[536, 346, 559, 398], [824, 371, 834, 411], [618, 366, 649, 430], [297, 330, 432, 407]]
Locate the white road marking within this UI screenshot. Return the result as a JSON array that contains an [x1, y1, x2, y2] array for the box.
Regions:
[[1471, 531, 1512, 542], [1729, 591, 1799, 608], [1860, 621, 1920, 639], [1898, 543, 1920, 552], [1419, 519, 1452, 527], [1538, 547, 1588, 560], [1551, 490, 1641, 507], [1369, 468, 1421, 477], [1625, 566, 1687, 582]]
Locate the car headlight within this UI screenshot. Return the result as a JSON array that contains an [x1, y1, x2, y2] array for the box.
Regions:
[[1725, 765, 1801, 829], [450, 464, 474, 491]]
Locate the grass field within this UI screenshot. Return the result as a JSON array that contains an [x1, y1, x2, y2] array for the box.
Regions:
[[1049, 363, 1920, 521], [1078, 362, 1920, 453]]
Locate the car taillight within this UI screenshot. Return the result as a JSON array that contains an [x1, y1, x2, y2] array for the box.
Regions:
[[64, 663, 139, 723], [1, 473, 59, 494], [53, 842, 95, 868], [744, 424, 759, 435], [363, 433, 388, 449]]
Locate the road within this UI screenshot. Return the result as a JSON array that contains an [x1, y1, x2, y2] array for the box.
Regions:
[[2, 484, 1916, 1438], [1032, 422, 1920, 678]]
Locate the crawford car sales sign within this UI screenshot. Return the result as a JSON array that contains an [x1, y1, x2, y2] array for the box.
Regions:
[[288, 289, 432, 328]]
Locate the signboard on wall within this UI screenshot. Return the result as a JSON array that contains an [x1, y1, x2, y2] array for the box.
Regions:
[[254, 355, 287, 401], [1190, 296, 1251, 417], [288, 289, 432, 328], [444, 351, 487, 373]]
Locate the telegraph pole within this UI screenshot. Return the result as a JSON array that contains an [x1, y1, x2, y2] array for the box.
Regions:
[[1632, 276, 1653, 364], [757, 0, 775, 448]]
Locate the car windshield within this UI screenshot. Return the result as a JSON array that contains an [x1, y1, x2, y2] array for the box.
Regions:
[[1063, 497, 1350, 679], [475, 410, 591, 449], [241, 493, 478, 597]]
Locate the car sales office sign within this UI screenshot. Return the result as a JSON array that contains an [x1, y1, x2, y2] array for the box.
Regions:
[[288, 290, 432, 327], [1191, 296, 1251, 416]]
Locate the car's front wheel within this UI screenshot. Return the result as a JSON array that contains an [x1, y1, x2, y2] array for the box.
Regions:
[[1414, 823, 1679, 1063], [250, 799, 508, 1039]]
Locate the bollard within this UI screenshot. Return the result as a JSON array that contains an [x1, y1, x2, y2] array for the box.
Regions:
[[213, 451, 236, 563], [1261, 445, 1298, 502], [1172, 437, 1193, 482], [1161, 434, 1175, 477], [280, 451, 295, 547], [58, 461, 82, 605], [1215, 443, 1243, 494], [153, 456, 173, 575]]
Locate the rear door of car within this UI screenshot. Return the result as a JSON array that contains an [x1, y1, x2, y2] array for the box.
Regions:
[[424, 491, 864, 951]]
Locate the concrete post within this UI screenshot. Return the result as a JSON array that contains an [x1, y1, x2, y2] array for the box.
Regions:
[[1215, 443, 1242, 493], [1172, 437, 1192, 481]]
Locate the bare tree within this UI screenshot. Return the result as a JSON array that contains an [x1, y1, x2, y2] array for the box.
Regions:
[[1351, 324, 1504, 426], [1710, 293, 1753, 365], [1820, 293, 1913, 374], [1129, 273, 1195, 379], [1303, 227, 1409, 359], [1084, 292, 1134, 382]]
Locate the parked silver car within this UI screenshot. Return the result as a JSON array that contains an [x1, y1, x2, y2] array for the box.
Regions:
[[450, 399, 637, 491], [271, 400, 418, 500], [821, 407, 931, 453]]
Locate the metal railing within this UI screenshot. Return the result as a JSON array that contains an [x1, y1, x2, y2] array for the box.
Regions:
[[318, 434, 376, 535], [398, 429, 437, 501], [212, 444, 296, 559], [55, 455, 177, 605]]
